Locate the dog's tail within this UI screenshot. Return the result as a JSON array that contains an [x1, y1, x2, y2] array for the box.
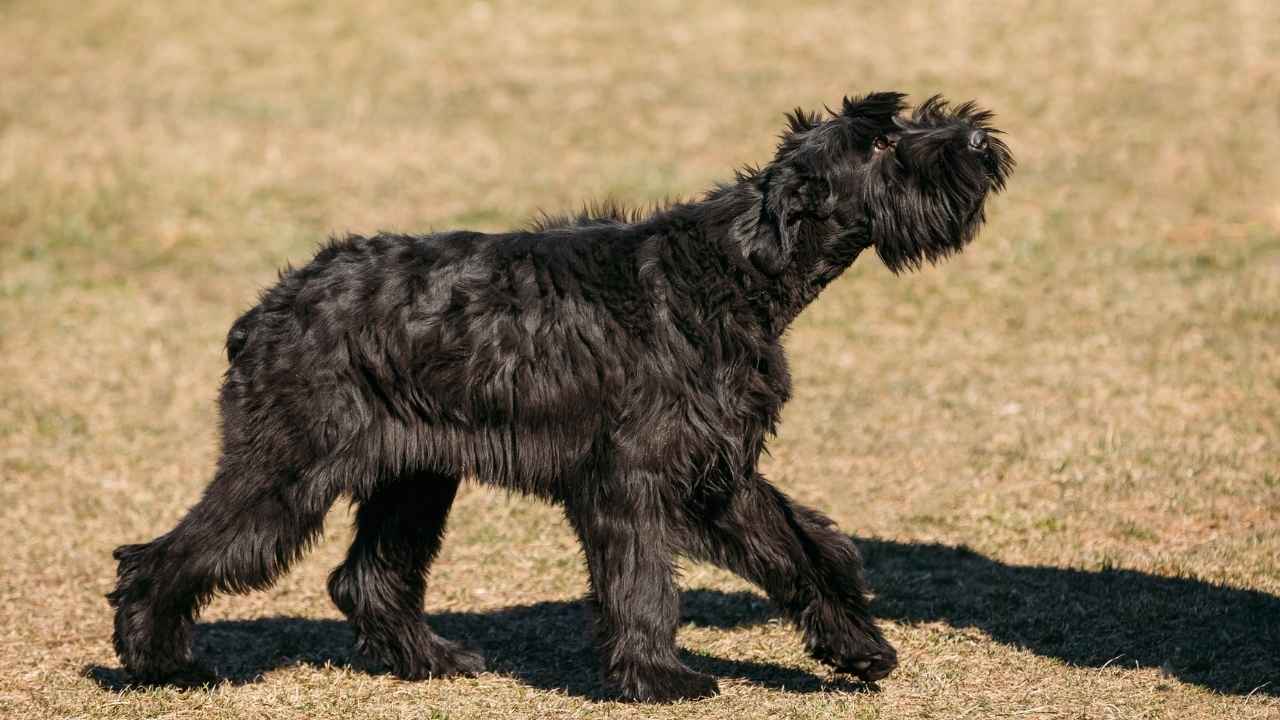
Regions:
[[225, 306, 262, 363]]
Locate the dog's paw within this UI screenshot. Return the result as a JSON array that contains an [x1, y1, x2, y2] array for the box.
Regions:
[[124, 660, 218, 688], [361, 627, 485, 681], [616, 663, 720, 703], [831, 648, 898, 683], [389, 636, 485, 680], [808, 632, 899, 683], [426, 638, 486, 678]]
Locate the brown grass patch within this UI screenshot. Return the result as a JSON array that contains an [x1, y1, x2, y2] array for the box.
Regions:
[[2, 1, 1278, 718]]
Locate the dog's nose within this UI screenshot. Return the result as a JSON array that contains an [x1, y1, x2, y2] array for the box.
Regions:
[[968, 129, 988, 152]]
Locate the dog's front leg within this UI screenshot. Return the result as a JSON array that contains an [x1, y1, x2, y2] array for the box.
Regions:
[[684, 475, 898, 682], [565, 481, 720, 702]]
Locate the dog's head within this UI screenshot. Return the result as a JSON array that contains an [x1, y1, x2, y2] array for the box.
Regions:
[[733, 92, 1014, 276]]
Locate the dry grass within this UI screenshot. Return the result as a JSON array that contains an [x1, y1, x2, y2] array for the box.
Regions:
[[2, 1, 1279, 718]]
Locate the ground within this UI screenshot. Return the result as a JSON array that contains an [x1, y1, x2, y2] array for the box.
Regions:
[[1, 1, 1278, 718]]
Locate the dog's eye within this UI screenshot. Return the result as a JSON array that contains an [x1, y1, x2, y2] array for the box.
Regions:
[[872, 136, 892, 151]]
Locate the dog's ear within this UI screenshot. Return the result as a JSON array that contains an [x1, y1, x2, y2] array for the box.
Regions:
[[840, 91, 908, 121], [731, 163, 833, 276], [839, 91, 908, 140]]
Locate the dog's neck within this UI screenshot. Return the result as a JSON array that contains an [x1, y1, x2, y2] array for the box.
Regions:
[[689, 182, 870, 338]]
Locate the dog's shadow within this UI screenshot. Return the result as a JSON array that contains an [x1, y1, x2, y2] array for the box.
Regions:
[[85, 538, 1280, 697], [858, 539, 1279, 696], [83, 589, 863, 699]]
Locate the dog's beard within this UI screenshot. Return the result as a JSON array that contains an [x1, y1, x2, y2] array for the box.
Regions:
[[864, 179, 989, 274]]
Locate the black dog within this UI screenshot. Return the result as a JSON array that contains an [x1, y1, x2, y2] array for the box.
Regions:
[[109, 91, 1012, 702]]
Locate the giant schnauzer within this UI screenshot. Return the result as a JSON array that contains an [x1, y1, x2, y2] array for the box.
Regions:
[[109, 91, 1013, 701]]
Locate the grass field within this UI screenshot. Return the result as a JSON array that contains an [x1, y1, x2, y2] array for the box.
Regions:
[[2, 1, 1279, 718]]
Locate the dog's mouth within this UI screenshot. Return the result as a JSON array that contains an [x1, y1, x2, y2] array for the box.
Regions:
[[978, 151, 1011, 192], [977, 136, 1014, 192], [961, 197, 986, 232]]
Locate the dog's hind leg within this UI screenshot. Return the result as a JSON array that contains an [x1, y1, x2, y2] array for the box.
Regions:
[[326, 471, 483, 679], [566, 480, 720, 702], [107, 453, 339, 682], [681, 475, 899, 683]]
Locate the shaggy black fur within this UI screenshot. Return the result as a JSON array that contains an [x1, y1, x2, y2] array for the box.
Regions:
[[108, 91, 1012, 702]]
